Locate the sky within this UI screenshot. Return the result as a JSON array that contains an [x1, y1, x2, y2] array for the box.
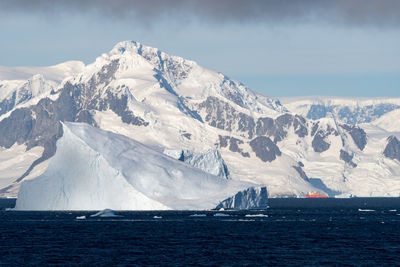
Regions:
[[0, 0, 399, 97]]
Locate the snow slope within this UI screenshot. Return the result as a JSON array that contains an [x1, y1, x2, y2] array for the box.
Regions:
[[15, 123, 258, 210], [0, 145, 43, 189], [0, 61, 85, 83], [372, 109, 400, 132]]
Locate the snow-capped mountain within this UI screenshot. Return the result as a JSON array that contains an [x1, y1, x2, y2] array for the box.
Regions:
[[1, 40, 400, 204], [0, 75, 57, 117], [0, 61, 85, 118], [282, 96, 400, 125]]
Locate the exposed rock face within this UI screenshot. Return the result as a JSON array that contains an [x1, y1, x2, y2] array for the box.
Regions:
[[249, 136, 281, 162], [255, 117, 274, 136], [71, 60, 148, 126], [215, 187, 268, 210], [340, 149, 357, 167], [102, 92, 148, 126], [312, 133, 331, 153], [340, 124, 367, 151], [311, 123, 338, 153], [293, 115, 308, 138], [198, 96, 255, 138], [255, 114, 308, 142], [383, 136, 400, 161], [218, 135, 250, 157], [0, 91, 17, 116], [163, 149, 231, 179], [307, 104, 328, 120], [293, 166, 309, 181]]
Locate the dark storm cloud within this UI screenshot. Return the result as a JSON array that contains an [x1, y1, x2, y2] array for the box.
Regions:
[[1, 0, 399, 27]]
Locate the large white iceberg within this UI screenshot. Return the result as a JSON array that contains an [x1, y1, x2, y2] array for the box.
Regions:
[[15, 122, 262, 210]]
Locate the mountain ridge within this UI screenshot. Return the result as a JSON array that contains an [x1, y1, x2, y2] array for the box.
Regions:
[[1, 40, 400, 199]]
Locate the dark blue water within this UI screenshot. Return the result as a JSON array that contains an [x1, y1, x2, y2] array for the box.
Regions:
[[1, 199, 400, 266]]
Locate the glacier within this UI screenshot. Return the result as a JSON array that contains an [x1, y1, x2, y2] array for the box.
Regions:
[[15, 122, 260, 210]]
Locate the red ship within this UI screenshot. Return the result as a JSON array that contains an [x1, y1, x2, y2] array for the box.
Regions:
[[306, 192, 328, 198]]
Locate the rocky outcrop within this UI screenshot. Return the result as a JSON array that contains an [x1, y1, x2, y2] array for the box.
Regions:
[[255, 114, 308, 142], [340, 149, 357, 167], [215, 187, 268, 210], [293, 165, 309, 181], [311, 123, 338, 153], [198, 96, 255, 138], [218, 135, 250, 157], [249, 136, 281, 162], [383, 136, 400, 161], [0, 91, 17, 116], [340, 124, 367, 151]]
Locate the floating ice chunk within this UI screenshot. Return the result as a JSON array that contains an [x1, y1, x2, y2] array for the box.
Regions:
[[216, 187, 268, 210], [90, 209, 122, 218], [245, 214, 268, 217], [214, 213, 230, 217], [153, 216, 162, 219], [189, 214, 207, 217], [358, 209, 375, 212], [76, 216, 86, 220]]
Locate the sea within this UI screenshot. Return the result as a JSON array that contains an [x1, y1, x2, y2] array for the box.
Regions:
[[1, 198, 400, 266]]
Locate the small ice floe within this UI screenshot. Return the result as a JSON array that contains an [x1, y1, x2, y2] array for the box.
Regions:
[[153, 216, 162, 219], [214, 213, 230, 217], [245, 214, 268, 217], [218, 208, 225, 211], [189, 214, 207, 217], [389, 209, 397, 212], [76, 216, 86, 220], [90, 209, 122, 218], [358, 209, 375, 212]]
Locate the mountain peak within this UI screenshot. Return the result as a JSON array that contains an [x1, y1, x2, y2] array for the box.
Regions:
[[110, 40, 145, 56], [108, 40, 194, 68]]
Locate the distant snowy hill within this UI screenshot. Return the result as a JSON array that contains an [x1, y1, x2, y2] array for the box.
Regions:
[[1, 40, 400, 204], [282, 96, 400, 125], [0, 61, 85, 82], [371, 109, 400, 132]]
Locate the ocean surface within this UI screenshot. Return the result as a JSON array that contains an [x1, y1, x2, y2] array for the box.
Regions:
[[1, 198, 400, 266]]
